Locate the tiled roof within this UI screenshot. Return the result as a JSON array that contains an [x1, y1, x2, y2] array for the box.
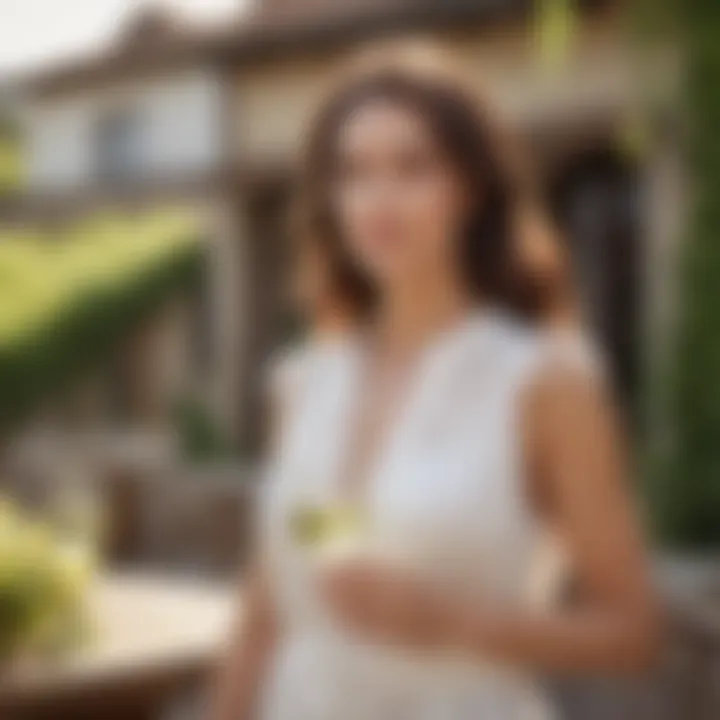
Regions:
[[18, 0, 539, 96]]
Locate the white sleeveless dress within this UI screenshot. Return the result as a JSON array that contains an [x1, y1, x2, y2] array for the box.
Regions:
[[259, 311, 597, 720]]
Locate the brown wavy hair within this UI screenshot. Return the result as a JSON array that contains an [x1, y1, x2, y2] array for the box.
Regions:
[[295, 44, 570, 322]]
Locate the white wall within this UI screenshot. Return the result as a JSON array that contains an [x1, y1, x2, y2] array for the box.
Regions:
[[24, 69, 224, 193]]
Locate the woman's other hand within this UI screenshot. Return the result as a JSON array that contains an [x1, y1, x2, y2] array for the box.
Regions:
[[317, 557, 453, 650]]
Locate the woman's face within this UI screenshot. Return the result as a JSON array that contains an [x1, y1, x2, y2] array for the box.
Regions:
[[332, 98, 469, 290]]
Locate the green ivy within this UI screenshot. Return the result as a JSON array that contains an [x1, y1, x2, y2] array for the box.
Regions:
[[646, 1, 720, 549], [0, 136, 22, 194], [172, 395, 233, 463], [0, 115, 22, 195], [0, 212, 202, 434]]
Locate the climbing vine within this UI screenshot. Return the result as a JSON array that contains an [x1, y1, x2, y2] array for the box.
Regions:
[[644, 1, 720, 549]]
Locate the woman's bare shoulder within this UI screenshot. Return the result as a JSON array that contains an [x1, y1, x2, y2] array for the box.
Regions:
[[503, 316, 606, 390], [522, 325, 614, 459], [520, 323, 610, 446]]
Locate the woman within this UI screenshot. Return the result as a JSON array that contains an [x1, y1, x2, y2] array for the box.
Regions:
[[209, 47, 660, 720]]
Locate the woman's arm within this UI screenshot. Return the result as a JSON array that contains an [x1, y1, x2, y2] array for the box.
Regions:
[[320, 364, 663, 675], [206, 565, 277, 720], [445, 365, 663, 673]]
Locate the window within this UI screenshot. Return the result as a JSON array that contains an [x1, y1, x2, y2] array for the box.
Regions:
[[94, 108, 142, 183]]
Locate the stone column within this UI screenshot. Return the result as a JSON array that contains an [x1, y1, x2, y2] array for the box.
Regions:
[[202, 198, 247, 444]]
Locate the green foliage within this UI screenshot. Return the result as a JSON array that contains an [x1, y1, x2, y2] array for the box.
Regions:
[[0, 135, 22, 194], [0, 497, 92, 661], [647, 1, 720, 549], [534, 0, 576, 71], [172, 395, 233, 462], [0, 211, 202, 434], [0, 114, 22, 194]]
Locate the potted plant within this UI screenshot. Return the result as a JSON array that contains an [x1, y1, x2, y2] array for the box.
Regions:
[[0, 498, 92, 668]]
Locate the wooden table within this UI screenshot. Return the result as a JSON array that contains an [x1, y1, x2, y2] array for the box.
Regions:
[[0, 574, 235, 720]]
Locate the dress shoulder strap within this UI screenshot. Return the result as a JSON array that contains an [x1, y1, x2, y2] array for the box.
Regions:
[[475, 314, 606, 402], [534, 327, 606, 382]]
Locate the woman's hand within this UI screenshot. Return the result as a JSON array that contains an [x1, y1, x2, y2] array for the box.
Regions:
[[318, 557, 453, 650]]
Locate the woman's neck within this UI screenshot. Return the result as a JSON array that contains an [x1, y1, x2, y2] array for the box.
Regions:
[[312, 303, 354, 343], [375, 274, 472, 357]]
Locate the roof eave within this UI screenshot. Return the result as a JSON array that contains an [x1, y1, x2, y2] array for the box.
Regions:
[[18, 0, 613, 99], [19, 0, 533, 98]]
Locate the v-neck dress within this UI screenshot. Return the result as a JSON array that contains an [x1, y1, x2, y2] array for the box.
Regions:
[[258, 312, 595, 720]]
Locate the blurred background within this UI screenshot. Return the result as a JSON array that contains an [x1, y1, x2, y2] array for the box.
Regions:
[[0, 0, 717, 718]]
